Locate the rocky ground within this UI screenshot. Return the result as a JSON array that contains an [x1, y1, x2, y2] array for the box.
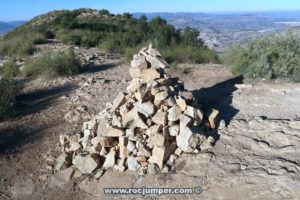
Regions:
[[0, 42, 299, 200]]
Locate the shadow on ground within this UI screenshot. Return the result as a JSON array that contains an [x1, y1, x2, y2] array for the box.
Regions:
[[0, 122, 57, 154], [192, 76, 244, 125], [0, 83, 76, 154], [83, 63, 119, 74], [15, 83, 76, 117]]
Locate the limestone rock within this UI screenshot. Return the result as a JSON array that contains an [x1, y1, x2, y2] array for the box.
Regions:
[[104, 127, 125, 137], [112, 92, 126, 111], [148, 146, 166, 169], [176, 126, 193, 152], [134, 101, 155, 117], [200, 136, 215, 150], [103, 149, 116, 169], [72, 154, 100, 174], [154, 91, 168, 106], [141, 68, 161, 83], [169, 125, 179, 136], [127, 78, 142, 93], [145, 54, 168, 69], [168, 105, 182, 121], [98, 136, 118, 147], [131, 54, 148, 69], [208, 108, 219, 129], [150, 132, 166, 147], [176, 98, 187, 111], [127, 156, 141, 171], [152, 110, 167, 125]]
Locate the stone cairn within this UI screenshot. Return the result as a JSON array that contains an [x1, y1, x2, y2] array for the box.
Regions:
[[55, 44, 219, 176]]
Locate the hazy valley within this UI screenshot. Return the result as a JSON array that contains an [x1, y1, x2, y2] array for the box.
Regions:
[[134, 11, 300, 51]]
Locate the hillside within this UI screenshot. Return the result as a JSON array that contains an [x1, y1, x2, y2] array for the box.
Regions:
[[0, 9, 218, 63]]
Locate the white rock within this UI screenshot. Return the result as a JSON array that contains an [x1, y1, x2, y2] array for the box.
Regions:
[[127, 156, 141, 171], [208, 108, 219, 129], [127, 78, 142, 93], [152, 110, 167, 125], [134, 101, 155, 117], [141, 68, 161, 83], [112, 92, 126, 111], [148, 146, 166, 169], [103, 149, 116, 169], [176, 126, 193, 152], [72, 154, 100, 174], [169, 125, 179, 136], [167, 105, 182, 121], [154, 91, 168, 106], [127, 141, 136, 152]]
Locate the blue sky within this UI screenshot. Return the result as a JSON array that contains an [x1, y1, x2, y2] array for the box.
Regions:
[[1, 0, 300, 21]]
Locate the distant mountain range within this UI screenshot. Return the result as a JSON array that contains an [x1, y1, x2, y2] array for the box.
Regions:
[[0, 21, 26, 34], [133, 11, 300, 20]]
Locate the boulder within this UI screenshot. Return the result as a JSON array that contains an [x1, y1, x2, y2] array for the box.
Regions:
[[103, 149, 116, 169], [72, 154, 100, 174], [112, 92, 126, 111], [168, 105, 182, 121], [152, 110, 167, 125], [141, 68, 161, 83], [134, 101, 155, 117], [127, 156, 141, 171]]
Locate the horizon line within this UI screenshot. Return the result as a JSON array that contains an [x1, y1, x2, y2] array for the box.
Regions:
[[2, 9, 300, 22]]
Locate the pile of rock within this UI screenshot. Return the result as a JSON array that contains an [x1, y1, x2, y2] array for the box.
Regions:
[[74, 47, 119, 65], [55, 44, 219, 176]]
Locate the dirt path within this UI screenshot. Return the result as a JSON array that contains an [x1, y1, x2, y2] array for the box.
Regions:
[[0, 46, 300, 199]]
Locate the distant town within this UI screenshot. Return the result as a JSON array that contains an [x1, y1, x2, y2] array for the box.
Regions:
[[134, 11, 300, 52]]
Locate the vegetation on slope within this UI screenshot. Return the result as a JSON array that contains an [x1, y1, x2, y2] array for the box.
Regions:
[[22, 48, 81, 78], [0, 79, 24, 119], [224, 32, 300, 81], [0, 9, 218, 63]]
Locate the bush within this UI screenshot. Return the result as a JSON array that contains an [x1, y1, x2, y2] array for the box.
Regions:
[[98, 38, 121, 53], [22, 48, 81, 78], [0, 61, 20, 79], [0, 79, 24, 119], [224, 32, 300, 81], [0, 32, 46, 57]]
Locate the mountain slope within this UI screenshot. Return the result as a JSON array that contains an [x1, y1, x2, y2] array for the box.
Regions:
[[0, 9, 218, 63]]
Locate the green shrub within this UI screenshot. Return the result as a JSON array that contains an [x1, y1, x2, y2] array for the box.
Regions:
[[0, 79, 24, 119], [0, 32, 46, 56], [224, 32, 300, 81], [0, 61, 20, 79], [98, 38, 121, 53], [22, 49, 81, 78]]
